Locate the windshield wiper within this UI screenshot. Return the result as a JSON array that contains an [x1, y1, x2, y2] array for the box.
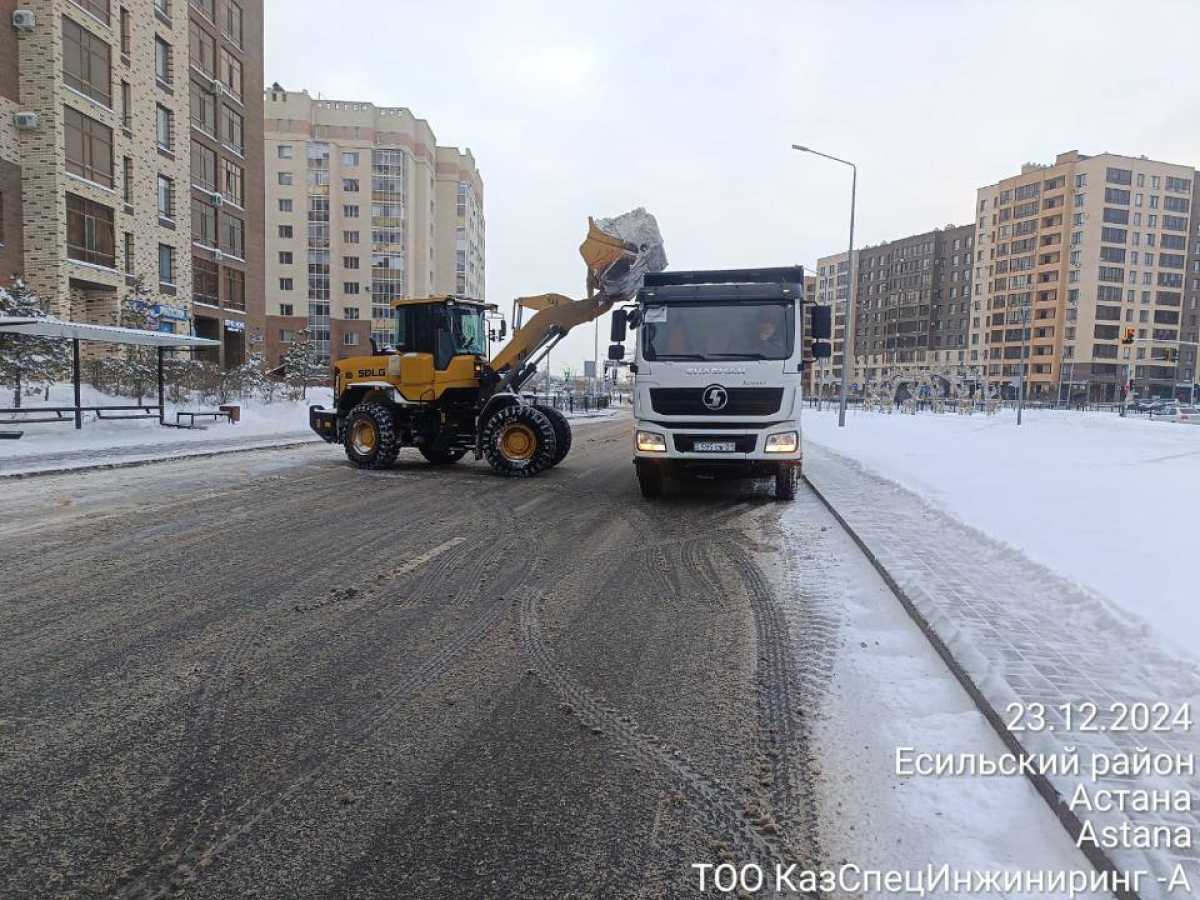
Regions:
[[707, 352, 774, 360], [650, 353, 707, 360]]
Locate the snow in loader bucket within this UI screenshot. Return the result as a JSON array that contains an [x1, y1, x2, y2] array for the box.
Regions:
[[590, 208, 668, 299]]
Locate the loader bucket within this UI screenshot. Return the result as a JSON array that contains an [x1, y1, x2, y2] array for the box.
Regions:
[[579, 217, 638, 279]]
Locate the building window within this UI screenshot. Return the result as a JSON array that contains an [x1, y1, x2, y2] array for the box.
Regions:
[[344, 284, 360, 296], [278, 172, 293, 186], [343, 230, 359, 244], [191, 197, 216, 246], [223, 1, 243, 47], [190, 80, 215, 134], [191, 140, 216, 191], [279, 251, 293, 264], [189, 21, 215, 77], [69, 0, 110, 26], [279, 303, 294, 317], [218, 48, 242, 100], [344, 332, 359, 347], [343, 178, 359, 192], [154, 0, 171, 17], [156, 104, 174, 150], [119, 7, 130, 55], [278, 224, 293, 239], [278, 144, 293, 160], [157, 174, 174, 219], [225, 267, 245, 310], [122, 232, 134, 272], [344, 305, 360, 317], [193, 255, 218, 303], [344, 256, 359, 269], [1106, 167, 1133, 186], [221, 159, 243, 205], [120, 80, 131, 129], [342, 151, 359, 167], [222, 214, 244, 257], [343, 205, 359, 218], [154, 36, 173, 85], [64, 106, 113, 188], [62, 16, 112, 107], [158, 243, 175, 284], [122, 156, 133, 204], [222, 105, 243, 153], [190, 0, 214, 21], [280, 277, 294, 291], [279, 199, 293, 212]]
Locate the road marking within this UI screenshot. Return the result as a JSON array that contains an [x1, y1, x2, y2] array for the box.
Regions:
[[513, 494, 548, 514], [389, 536, 467, 579]]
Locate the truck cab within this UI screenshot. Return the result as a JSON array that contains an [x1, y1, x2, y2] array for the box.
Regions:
[[609, 266, 831, 500]]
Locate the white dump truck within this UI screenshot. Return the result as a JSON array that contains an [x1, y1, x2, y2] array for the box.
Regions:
[[607, 267, 832, 500]]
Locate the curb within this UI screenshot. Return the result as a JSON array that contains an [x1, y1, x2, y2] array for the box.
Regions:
[[0, 439, 322, 480], [802, 473, 1137, 900]]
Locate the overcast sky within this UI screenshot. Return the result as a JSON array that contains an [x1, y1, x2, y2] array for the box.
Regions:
[[265, 0, 1200, 375]]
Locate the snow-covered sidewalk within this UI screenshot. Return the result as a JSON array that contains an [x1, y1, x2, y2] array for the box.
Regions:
[[803, 440, 1200, 896]]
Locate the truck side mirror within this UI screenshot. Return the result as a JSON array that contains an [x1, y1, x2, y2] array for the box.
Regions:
[[610, 309, 627, 342], [500, 319, 507, 340], [627, 308, 641, 329], [811, 341, 832, 360], [810, 305, 832, 341], [607, 343, 625, 361]]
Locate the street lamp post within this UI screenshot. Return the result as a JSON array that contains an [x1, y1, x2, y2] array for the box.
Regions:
[[793, 144, 856, 427], [1016, 300, 1030, 425]]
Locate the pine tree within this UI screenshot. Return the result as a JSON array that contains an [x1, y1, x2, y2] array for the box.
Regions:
[[119, 278, 160, 405], [235, 330, 269, 402], [282, 328, 325, 400], [0, 279, 72, 408]]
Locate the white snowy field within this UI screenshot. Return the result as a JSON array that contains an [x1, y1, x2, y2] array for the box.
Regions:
[[802, 405, 1200, 663]]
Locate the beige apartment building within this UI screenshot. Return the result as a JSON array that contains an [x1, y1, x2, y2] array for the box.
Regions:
[[814, 249, 853, 394], [263, 87, 485, 366], [971, 151, 1197, 402], [1, 0, 263, 367]]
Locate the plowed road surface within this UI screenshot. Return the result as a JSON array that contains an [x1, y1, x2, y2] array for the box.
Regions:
[[1, 417, 835, 899]]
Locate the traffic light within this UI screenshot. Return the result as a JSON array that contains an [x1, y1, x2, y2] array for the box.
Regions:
[[1121, 327, 1136, 345]]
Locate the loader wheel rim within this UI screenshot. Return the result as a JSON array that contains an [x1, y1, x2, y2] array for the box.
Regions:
[[499, 423, 536, 461], [350, 420, 378, 455]]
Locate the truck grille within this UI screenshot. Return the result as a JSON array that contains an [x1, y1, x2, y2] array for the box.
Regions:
[[673, 434, 757, 453], [649, 387, 783, 416]]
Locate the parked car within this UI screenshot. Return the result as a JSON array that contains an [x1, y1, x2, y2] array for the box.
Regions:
[[1149, 404, 1200, 423]]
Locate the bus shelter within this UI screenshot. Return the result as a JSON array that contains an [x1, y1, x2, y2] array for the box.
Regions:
[[0, 316, 221, 431]]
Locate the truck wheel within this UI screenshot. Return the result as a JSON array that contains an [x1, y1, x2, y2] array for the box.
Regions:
[[535, 404, 572, 466], [344, 401, 399, 469], [419, 442, 467, 465], [636, 462, 664, 499], [774, 462, 800, 501], [481, 404, 557, 477]]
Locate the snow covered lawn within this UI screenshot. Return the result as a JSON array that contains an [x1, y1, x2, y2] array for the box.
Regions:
[[802, 406, 1200, 662]]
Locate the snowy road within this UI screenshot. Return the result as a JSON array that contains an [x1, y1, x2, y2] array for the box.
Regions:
[[0, 417, 1100, 899]]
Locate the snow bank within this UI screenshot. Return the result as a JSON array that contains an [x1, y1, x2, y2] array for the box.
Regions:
[[802, 406, 1200, 661]]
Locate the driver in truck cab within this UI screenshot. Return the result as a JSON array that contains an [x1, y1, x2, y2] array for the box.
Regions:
[[756, 308, 787, 358]]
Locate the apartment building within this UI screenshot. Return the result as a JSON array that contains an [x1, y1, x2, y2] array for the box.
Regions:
[[263, 87, 485, 366], [1, 0, 262, 367], [186, 0, 264, 366], [814, 249, 853, 394], [971, 151, 1197, 402]]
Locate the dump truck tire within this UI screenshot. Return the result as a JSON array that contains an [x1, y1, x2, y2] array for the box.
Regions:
[[636, 460, 663, 499], [535, 404, 572, 467], [344, 401, 399, 469], [774, 462, 800, 501], [419, 442, 467, 465], [481, 404, 557, 477]]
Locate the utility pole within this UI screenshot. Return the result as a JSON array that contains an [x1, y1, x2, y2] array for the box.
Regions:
[[1016, 300, 1030, 425]]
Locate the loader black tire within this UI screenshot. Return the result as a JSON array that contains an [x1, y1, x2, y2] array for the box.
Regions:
[[481, 404, 557, 478], [344, 401, 399, 469], [774, 462, 800, 501], [419, 442, 467, 465], [534, 404, 572, 467]]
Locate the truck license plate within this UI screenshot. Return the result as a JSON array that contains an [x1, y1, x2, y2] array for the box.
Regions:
[[694, 440, 736, 452]]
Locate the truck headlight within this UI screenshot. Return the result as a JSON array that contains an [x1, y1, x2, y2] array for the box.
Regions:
[[636, 430, 667, 452], [764, 431, 798, 453]]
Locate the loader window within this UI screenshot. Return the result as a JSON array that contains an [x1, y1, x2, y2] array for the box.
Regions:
[[448, 306, 487, 356], [394, 304, 436, 355]]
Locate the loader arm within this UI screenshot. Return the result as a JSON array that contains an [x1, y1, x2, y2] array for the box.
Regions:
[[484, 218, 646, 395]]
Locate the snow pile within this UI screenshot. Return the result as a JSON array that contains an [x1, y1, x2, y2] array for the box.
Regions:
[[592, 207, 667, 299], [802, 407, 1200, 661]]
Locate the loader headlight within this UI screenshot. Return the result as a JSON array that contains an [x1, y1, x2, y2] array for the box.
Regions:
[[764, 431, 799, 453], [636, 430, 667, 452]]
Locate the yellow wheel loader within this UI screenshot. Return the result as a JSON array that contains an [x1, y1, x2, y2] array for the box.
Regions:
[[309, 213, 664, 476]]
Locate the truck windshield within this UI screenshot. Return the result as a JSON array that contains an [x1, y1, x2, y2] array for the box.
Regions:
[[642, 302, 794, 361]]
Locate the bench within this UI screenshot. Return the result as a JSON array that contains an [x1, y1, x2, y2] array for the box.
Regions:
[[0, 407, 75, 425], [0, 431, 22, 440], [172, 409, 236, 429]]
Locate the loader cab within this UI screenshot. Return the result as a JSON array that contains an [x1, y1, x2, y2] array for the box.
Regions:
[[393, 297, 491, 370]]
